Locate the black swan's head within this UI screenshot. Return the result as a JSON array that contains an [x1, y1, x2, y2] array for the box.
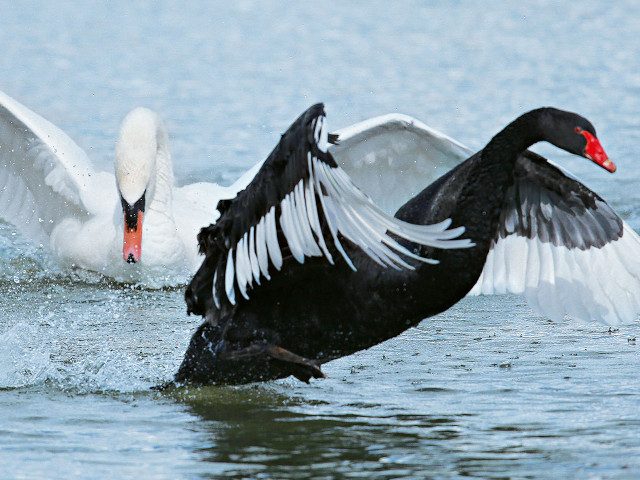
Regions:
[[539, 108, 615, 173]]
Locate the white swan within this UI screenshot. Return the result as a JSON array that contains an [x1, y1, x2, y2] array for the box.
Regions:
[[0, 90, 261, 286], [0, 87, 482, 288]]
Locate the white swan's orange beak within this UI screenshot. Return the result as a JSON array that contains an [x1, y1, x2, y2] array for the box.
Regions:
[[123, 211, 144, 263]]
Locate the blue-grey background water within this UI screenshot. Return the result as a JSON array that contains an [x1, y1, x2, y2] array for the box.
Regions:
[[1, 1, 639, 478]]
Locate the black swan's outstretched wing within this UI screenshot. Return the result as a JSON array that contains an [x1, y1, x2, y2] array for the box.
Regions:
[[188, 104, 472, 314], [470, 151, 640, 325]]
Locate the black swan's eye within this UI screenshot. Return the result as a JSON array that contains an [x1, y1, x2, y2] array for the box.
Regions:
[[575, 126, 583, 134]]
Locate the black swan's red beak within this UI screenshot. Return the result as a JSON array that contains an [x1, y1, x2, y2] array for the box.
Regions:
[[580, 130, 616, 173]]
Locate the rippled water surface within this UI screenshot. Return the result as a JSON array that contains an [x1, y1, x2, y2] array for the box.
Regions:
[[1, 2, 640, 478]]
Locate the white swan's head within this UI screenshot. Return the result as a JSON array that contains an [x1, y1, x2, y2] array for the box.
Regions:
[[115, 107, 165, 264]]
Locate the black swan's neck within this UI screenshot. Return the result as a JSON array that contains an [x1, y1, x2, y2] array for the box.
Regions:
[[480, 109, 544, 169]]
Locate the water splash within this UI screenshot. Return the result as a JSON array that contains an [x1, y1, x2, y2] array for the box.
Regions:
[[0, 275, 194, 393], [0, 321, 52, 388]]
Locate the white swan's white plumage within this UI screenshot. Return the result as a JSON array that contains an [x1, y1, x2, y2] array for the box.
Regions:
[[0, 90, 260, 286]]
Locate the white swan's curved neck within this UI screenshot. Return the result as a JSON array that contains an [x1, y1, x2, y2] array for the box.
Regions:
[[115, 107, 175, 211]]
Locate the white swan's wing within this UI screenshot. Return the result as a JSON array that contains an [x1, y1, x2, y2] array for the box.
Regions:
[[329, 114, 472, 214], [0, 90, 96, 245], [469, 151, 640, 326]]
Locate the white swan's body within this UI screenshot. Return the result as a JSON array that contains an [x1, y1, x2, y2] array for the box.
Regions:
[[0, 90, 260, 286]]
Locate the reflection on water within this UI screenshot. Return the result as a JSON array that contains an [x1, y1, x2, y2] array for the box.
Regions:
[[172, 370, 636, 479], [187, 402, 468, 478]]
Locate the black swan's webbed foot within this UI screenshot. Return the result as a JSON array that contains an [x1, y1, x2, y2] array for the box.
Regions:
[[265, 345, 325, 383], [220, 343, 325, 384], [176, 319, 326, 385]]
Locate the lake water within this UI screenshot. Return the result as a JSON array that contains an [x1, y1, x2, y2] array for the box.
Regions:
[[1, 1, 640, 478]]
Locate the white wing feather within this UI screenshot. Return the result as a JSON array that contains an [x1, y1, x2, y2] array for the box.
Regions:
[[469, 223, 640, 325], [0, 90, 96, 244]]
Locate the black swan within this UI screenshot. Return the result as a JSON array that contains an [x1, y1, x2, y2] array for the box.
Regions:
[[176, 104, 638, 385]]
